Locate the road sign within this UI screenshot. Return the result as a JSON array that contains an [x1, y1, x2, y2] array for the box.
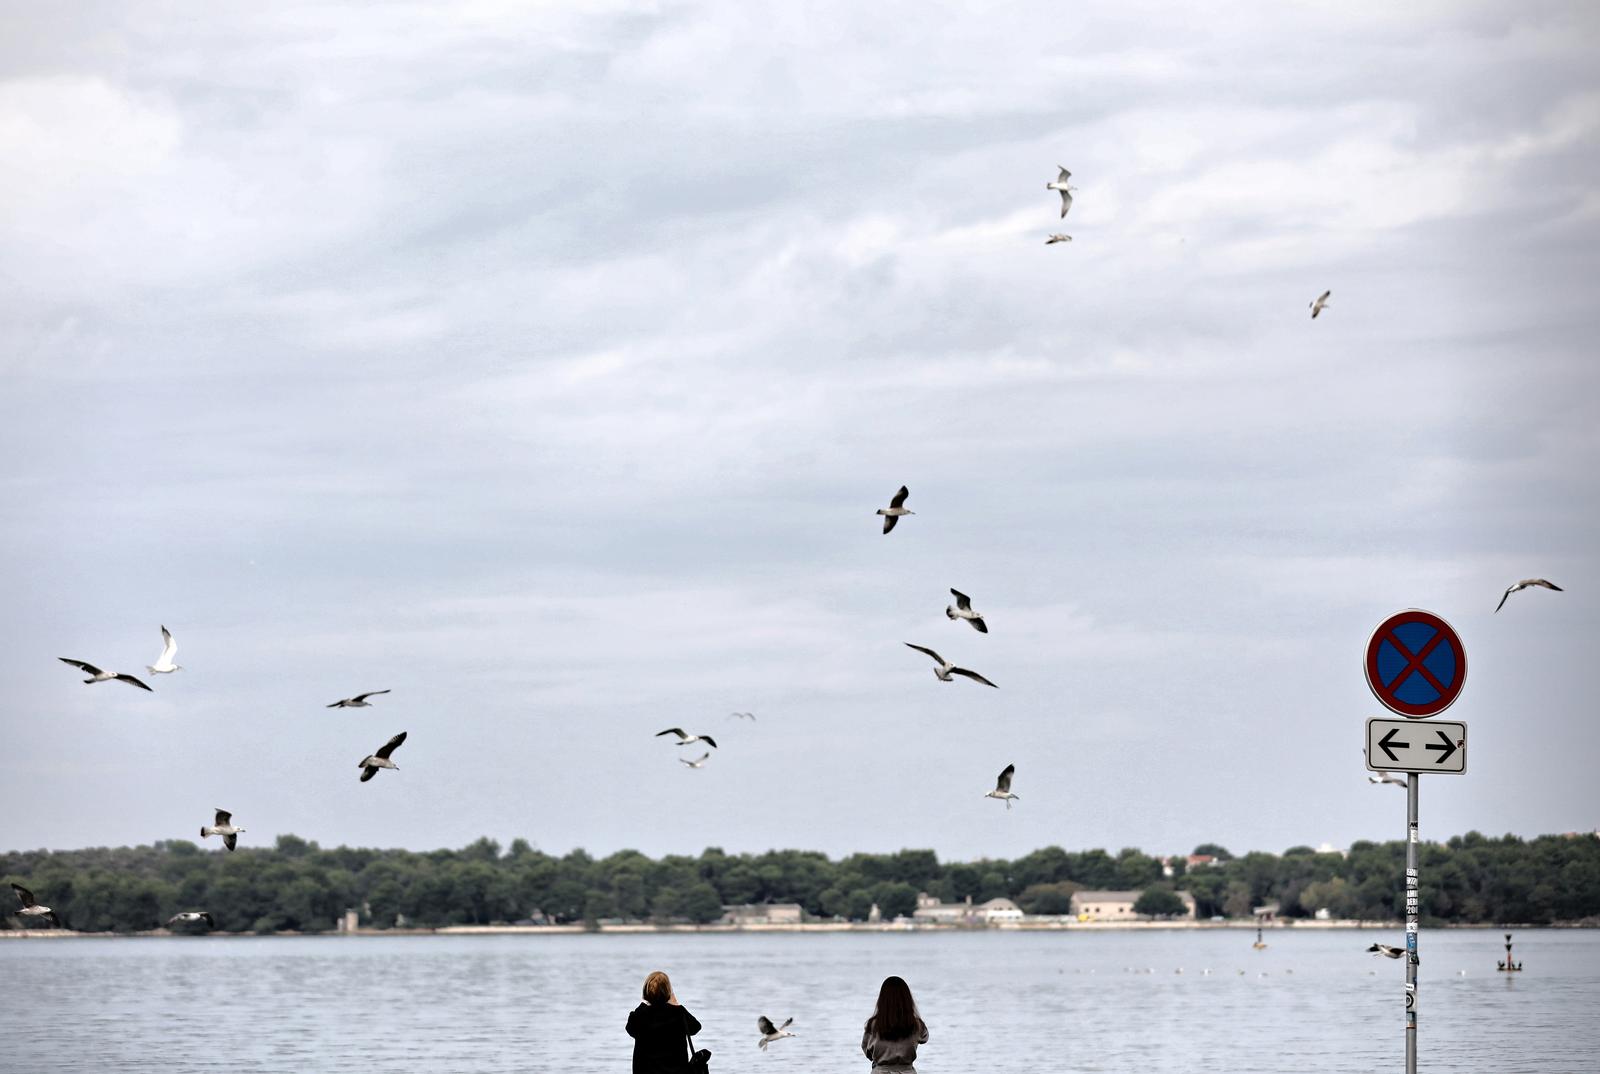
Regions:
[[1365, 610, 1466, 718], [1365, 717, 1467, 774]]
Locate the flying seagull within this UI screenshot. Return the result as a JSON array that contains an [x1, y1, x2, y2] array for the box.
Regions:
[[57, 658, 153, 692], [9, 883, 60, 928], [167, 911, 215, 929], [946, 589, 988, 633], [359, 731, 407, 782], [200, 808, 245, 851], [656, 728, 719, 748], [757, 1016, 796, 1049], [679, 752, 712, 769], [1368, 943, 1405, 959], [1495, 578, 1563, 613], [327, 690, 391, 709], [1367, 772, 1408, 789], [985, 764, 1019, 810], [147, 625, 182, 674], [727, 711, 756, 721], [904, 643, 998, 688], [1047, 166, 1076, 218], [1045, 233, 1072, 244], [1310, 290, 1331, 318], [877, 485, 914, 534]]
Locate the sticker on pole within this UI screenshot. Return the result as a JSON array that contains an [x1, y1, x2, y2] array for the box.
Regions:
[[1365, 610, 1466, 718]]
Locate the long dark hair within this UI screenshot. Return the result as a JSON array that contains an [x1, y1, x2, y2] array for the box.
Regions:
[[866, 975, 924, 1041]]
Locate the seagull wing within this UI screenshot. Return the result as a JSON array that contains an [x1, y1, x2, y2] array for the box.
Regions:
[[327, 698, 349, 708], [656, 728, 687, 740], [11, 882, 36, 907], [201, 912, 215, 928], [779, 1017, 793, 1030], [950, 589, 972, 611], [375, 731, 407, 759], [699, 734, 718, 749], [360, 766, 379, 782], [951, 666, 999, 688], [59, 658, 102, 675], [1057, 167, 1071, 182], [1531, 579, 1563, 591], [882, 514, 898, 534], [1059, 189, 1073, 218], [158, 625, 177, 663], [352, 690, 391, 703], [214, 809, 232, 827], [996, 764, 1015, 792], [1317, 290, 1331, 303], [114, 673, 154, 691], [970, 618, 989, 634], [889, 485, 909, 509], [758, 1016, 777, 1035], [904, 643, 945, 665], [224, 833, 237, 851], [1494, 586, 1513, 613]]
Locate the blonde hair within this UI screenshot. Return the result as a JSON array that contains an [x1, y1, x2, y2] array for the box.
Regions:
[[643, 971, 672, 1004]]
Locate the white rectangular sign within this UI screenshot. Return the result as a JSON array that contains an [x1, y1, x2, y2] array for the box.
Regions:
[[1365, 717, 1467, 774]]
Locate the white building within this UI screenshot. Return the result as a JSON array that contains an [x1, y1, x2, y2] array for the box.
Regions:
[[720, 903, 803, 926], [1070, 889, 1197, 921]]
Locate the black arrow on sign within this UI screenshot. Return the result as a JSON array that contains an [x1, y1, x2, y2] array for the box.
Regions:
[[1425, 730, 1458, 765], [1378, 728, 1409, 763]]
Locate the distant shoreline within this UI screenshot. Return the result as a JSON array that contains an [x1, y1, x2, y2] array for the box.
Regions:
[[4, 919, 1594, 939]]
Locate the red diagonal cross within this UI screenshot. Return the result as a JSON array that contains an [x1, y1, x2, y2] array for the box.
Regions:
[[1380, 628, 1450, 699]]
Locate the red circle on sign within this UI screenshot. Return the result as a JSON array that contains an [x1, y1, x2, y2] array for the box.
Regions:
[[1365, 609, 1466, 718]]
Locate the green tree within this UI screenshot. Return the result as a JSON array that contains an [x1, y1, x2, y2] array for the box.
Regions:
[[1133, 887, 1187, 918]]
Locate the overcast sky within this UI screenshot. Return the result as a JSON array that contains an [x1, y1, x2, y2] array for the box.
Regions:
[[2, 2, 1597, 864]]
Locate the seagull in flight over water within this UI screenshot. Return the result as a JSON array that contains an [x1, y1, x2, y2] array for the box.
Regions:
[[946, 589, 988, 633], [680, 752, 712, 769], [359, 731, 407, 782], [1495, 578, 1562, 613], [656, 728, 718, 748], [904, 643, 998, 688], [327, 690, 391, 708], [1368, 943, 1406, 960], [757, 1016, 796, 1049], [200, 808, 245, 851], [1310, 290, 1331, 318], [147, 625, 181, 674], [10, 883, 60, 927], [1368, 772, 1408, 789], [167, 911, 215, 928], [986, 764, 1020, 810], [57, 658, 153, 692], [1047, 167, 1076, 218], [877, 486, 914, 534]]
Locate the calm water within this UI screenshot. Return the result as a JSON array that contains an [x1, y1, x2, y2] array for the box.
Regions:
[[2, 928, 1597, 1072]]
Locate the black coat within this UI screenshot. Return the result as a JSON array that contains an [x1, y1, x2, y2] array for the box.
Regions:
[[626, 1001, 701, 1074]]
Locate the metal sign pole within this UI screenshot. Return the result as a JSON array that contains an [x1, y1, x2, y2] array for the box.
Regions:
[[1405, 773, 1419, 1074]]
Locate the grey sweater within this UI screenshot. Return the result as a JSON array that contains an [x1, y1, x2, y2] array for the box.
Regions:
[[861, 1021, 929, 1070]]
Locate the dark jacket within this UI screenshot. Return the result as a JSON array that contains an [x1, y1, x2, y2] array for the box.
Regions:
[[627, 1000, 701, 1074]]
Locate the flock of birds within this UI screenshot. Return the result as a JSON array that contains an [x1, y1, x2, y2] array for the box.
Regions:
[[5, 168, 1573, 1058]]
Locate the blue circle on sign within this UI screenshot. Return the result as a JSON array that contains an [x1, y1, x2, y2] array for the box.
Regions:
[[1375, 622, 1457, 707]]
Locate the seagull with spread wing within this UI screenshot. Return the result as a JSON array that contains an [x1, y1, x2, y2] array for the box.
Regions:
[[945, 589, 988, 633], [359, 731, 407, 782], [904, 643, 998, 688], [57, 658, 153, 692], [167, 911, 215, 929], [876, 485, 914, 534], [985, 764, 1020, 810], [10, 883, 60, 927], [327, 690, 391, 708], [727, 711, 756, 721], [200, 808, 245, 851], [1367, 771, 1408, 789], [1046, 233, 1072, 244], [147, 625, 182, 674], [758, 1016, 796, 1049], [1495, 578, 1562, 613], [1310, 290, 1331, 318], [656, 728, 718, 749], [1368, 943, 1405, 959], [1047, 166, 1076, 218], [680, 752, 712, 769]]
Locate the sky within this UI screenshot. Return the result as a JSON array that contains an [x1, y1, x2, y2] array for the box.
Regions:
[[2, 1, 1597, 864]]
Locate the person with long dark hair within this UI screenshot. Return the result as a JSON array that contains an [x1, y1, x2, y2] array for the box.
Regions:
[[862, 975, 929, 1071], [626, 970, 702, 1073]]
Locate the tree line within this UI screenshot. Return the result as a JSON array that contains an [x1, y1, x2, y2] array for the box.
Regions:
[[5, 830, 1598, 934]]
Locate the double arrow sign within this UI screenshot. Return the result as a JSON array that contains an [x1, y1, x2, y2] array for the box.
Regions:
[[1365, 718, 1468, 775]]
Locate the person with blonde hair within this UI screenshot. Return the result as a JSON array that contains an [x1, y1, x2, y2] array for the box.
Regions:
[[626, 970, 706, 1073], [862, 975, 928, 1071]]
